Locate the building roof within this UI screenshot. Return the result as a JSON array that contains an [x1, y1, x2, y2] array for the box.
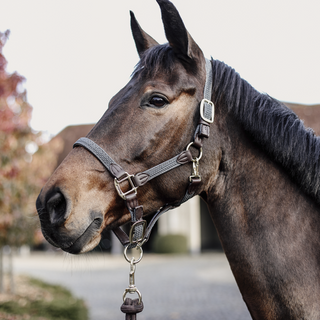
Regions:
[[284, 103, 320, 136], [55, 124, 94, 166]]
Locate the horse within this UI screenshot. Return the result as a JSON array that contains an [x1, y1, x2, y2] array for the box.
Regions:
[[36, 0, 320, 319]]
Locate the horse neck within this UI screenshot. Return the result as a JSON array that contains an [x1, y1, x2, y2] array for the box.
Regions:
[[206, 113, 320, 319]]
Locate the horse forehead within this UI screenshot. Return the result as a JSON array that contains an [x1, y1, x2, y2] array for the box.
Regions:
[[142, 81, 177, 95], [107, 63, 200, 114], [135, 62, 198, 89]]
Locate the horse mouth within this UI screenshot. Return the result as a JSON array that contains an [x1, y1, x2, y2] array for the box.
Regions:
[[41, 217, 103, 254], [63, 218, 103, 254]]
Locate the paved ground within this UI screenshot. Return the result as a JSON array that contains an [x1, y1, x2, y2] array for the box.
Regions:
[[13, 252, 251, 320]]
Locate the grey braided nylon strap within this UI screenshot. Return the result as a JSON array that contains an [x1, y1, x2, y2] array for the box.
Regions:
[[204, 59, 213, 100], [203, 103, 213, 121], [144, 189, 195, 241], [74, 137, 116, 172], [180, 188, 195, 203], [142, 154, 182, 180], [127, 223, 144, 249], [144, 205, 173, 240], [73, 138, 188, 185]]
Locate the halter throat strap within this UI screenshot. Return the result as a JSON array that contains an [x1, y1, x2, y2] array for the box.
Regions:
[[73, 58, 214, 248]]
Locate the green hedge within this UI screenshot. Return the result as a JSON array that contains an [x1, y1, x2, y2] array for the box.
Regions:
[[152, 234, 188, 254], [0, 277, 88, 320]]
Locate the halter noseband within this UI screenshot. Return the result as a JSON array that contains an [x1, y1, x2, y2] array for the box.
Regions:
[[73, 58, 214, 249]]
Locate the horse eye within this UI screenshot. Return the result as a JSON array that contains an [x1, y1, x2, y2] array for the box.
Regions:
[[149, 96, 167, 108]]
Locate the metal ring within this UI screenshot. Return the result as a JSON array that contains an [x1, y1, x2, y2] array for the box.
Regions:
[[123, 288, 142, 304], [186, 142, 203, 161], [123, 245, 143, 264]]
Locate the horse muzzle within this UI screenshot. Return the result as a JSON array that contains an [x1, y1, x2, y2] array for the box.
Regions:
[[36, 190, 104, 254]]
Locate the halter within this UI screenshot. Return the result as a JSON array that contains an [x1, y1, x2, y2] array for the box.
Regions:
[[73, 58, 214, 249]]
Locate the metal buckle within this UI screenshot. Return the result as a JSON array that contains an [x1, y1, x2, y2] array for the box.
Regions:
[[114, 173, 138, 200], [200, 99, 214, 123], [129, 220, 147, 245], [186, 143, 202, 183]]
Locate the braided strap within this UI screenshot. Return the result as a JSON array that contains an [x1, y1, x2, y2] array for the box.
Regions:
[[74, 137, 115, 172]]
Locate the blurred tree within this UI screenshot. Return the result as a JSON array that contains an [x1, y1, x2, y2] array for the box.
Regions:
[[0, 30, 63, 293]]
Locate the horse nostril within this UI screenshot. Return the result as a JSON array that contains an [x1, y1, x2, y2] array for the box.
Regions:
[[46, 192, 67, 226]]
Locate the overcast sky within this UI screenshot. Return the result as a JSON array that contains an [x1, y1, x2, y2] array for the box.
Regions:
[[0, 0, 319, 138]]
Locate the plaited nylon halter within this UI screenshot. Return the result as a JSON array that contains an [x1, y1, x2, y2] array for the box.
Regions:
[[73, 58, 214, 249]]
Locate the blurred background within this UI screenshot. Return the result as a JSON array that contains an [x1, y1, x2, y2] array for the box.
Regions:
[[0, 0, 319, 319]]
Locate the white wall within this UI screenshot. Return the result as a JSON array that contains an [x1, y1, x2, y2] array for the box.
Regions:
[[158, 196, 201, 254]]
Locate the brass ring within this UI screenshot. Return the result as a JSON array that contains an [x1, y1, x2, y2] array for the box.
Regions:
[[186, 142, 203, 161], [123, 245, 143, 264]]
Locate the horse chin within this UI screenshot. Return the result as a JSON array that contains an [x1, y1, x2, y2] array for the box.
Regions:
[[67, 234, 102, 254], [62, 218, 103, 254]]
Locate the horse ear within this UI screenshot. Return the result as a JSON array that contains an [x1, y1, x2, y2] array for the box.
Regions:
[[156, 0, 203, 64], [130, 11, 159, 58]]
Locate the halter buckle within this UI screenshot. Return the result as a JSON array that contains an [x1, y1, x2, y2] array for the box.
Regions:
[[114, 173, 138, 200], [129, 220, 147, 246], [200, 99, 214, 123]]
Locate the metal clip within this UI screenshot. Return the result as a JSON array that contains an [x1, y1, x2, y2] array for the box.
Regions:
[[123, 258, 142, 304], [189, 158, 201, 182]]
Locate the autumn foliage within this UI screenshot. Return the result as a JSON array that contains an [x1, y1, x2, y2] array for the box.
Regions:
[[0, 30, 62, 247]]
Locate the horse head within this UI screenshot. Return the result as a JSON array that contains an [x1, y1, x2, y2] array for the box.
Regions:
[[36, 0, 221, 254]]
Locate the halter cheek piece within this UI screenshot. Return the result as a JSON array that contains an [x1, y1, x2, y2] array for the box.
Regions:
[[73, 58, 214, 249]]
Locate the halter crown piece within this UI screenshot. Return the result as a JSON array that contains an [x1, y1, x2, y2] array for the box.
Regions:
[[73, 58, 214, 249]]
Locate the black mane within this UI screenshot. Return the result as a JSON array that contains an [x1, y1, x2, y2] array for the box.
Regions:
[[211, 59, 320, 205]]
